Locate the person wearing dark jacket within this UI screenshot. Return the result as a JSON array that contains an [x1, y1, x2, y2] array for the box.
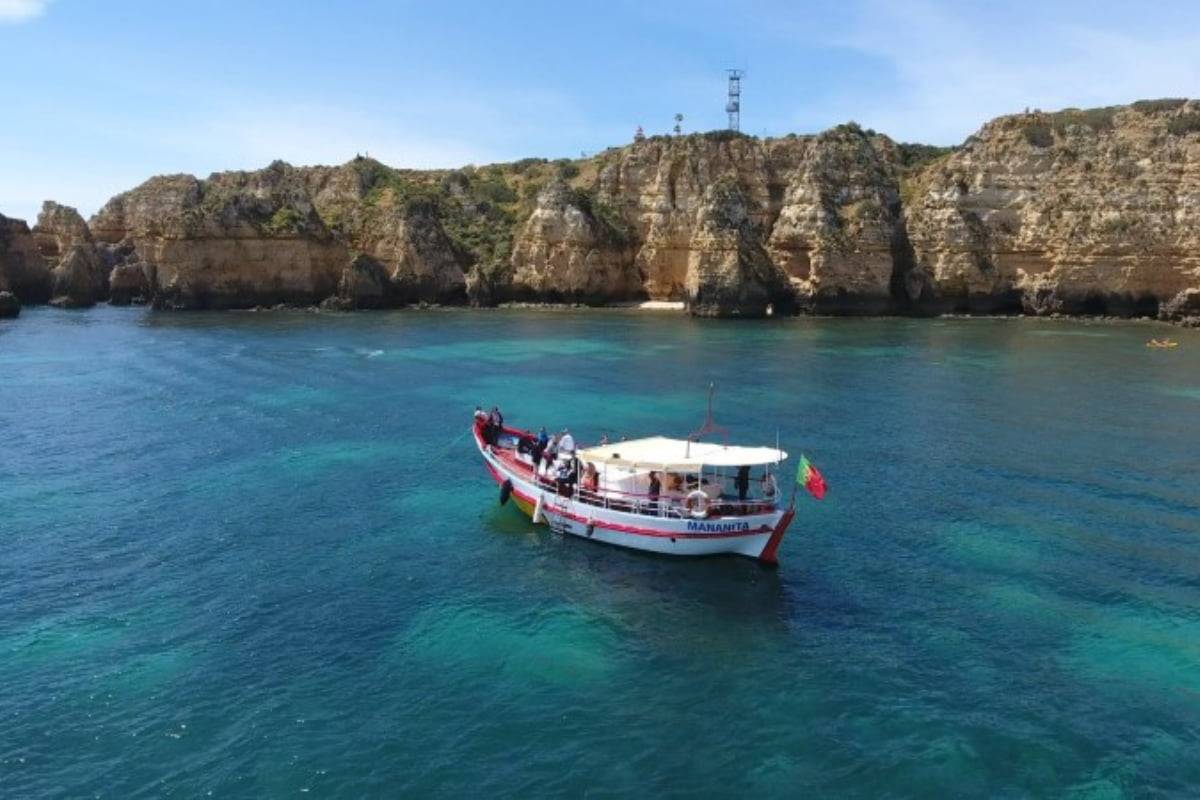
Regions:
[[735, 465, 751, 502], [647, 471, 661, 514], [485, 406, 503, 445]]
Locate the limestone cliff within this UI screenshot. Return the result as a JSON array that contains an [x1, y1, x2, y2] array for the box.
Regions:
[[0, 214, 51, 304], [591, 133, 803, 311], [85, 159, 473, 309], [5, 98, 1200, 322], [904, 100, 1200, 320], [75, 131, 907, 316], [685, 179, 793, 317], [90, 165, 345, 309], [766, 129, 910, 314], [35, 202, 109, 307], [526, 129, 903, 315], [508, 180, 640, 304]]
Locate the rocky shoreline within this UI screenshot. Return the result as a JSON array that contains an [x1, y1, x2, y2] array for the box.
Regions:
[[3, 100, 1199, 325]]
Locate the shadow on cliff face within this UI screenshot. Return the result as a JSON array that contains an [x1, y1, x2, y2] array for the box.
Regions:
[[1023, 288, 1160, 319], [889, 212, 1026, 317]]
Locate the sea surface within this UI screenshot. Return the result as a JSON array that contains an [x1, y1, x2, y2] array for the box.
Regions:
[[2, 307, 1199, 798]]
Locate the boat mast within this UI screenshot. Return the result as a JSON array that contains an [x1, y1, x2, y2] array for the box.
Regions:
[[686, 383, 728, 457]]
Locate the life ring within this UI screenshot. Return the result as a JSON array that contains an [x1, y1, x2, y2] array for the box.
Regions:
[[686, 490, 709, 518], [761, 474, 778, 499]]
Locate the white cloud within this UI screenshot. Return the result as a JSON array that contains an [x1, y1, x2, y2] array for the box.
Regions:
[[0, 0, 50, 23], [0, 88, 597, 222], [822, 0, 1200, 144]]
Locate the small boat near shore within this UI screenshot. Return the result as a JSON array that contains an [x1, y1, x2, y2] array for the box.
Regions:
[[473, 408, 803, 563]]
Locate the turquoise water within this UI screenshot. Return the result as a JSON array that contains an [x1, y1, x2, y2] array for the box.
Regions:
[[2, 307, 1199, 797]]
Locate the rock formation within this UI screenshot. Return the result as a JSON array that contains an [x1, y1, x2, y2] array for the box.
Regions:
[[904, 100, 1200, 319], [509, 180, 640, 304], [685, 179, 792, 317], [0, 214, 52, 303], [766, 127, 910, 314], [48, 244, 107, 308], [592, 133, 802, 311], [84, 159, 472, 310], [3, 98, 1198, 322], [108, 261, 152, 306], [90, 164, 345, 309], [34, 201, 93, 261], [34, 201, 115, 308], [324, 253, 389, 310], [369, 200, 467, 304], [1161, 288, 1200, 326]]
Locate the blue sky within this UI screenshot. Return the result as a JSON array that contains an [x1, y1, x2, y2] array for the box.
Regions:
[[3, 0, 1199, 222]]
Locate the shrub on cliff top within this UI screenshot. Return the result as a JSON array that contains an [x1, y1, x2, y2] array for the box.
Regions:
[[510, 157, 547, 174], [700, 129, 754, 143], [555, 160, 580, 180], [897, 142, 958, 170], [1050, 107, 1116, 134], [1132, 98, 1188, 114], [1022, 107, 1117, 147], [833, 121, 867, 138], [1167, 112, 1200, 136]]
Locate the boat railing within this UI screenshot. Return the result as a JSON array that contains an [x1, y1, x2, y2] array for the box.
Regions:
[[568, 481, 776, 519], [487, 425, 779, 519]]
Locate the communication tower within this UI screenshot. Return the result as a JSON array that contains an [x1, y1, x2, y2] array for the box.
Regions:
[[725, 69, 743, 132]]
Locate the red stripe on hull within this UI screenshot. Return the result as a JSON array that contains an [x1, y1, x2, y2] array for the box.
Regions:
[[757, 508, 795, 565]]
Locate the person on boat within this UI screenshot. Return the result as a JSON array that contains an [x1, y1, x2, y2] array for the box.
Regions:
[[555, 459, 578, 497], [537, 427, 549, 448], [536, 433, 560, 483], [760, 471, 777, 500], [559, 429, 576, 455], [582, 462, 600, 495], [481, 406, 501, 445], [647, 471, 661, 514], [735, 465, 751, 502]]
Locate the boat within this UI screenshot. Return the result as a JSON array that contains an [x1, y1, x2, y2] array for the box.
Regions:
[[472, 409, 798, 564], [1146, 338, 1179, 349]]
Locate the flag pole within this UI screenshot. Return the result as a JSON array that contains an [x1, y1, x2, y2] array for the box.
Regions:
[[788, 457, 798, 511]]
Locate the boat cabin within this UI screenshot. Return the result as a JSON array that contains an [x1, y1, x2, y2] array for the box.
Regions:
[[494, 431, 786, 520]]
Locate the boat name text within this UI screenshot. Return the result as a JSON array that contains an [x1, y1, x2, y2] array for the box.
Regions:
[[686, 520, 751, 533]]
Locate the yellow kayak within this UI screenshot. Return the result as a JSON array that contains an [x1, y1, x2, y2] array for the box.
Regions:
[[1146, 339, 1179, 348]]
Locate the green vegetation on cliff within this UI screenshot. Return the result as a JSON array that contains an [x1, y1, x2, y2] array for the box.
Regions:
[[344, 156, 587, 271]]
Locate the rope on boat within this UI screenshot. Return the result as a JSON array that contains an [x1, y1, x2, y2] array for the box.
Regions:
[[430, 427, 472, 461]]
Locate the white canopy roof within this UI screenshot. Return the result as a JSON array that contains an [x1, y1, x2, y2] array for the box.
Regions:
[[577, 436, 787, 471]]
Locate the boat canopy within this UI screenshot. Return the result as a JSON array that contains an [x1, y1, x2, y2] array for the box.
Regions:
[[577, 436, 787, 471]]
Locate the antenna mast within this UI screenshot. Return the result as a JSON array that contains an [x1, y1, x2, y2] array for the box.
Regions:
[[725, 69, 743, 132], [687, 383, 729, 456]]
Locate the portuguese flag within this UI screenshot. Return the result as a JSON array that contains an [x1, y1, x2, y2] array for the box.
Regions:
[[797, 455, 827, 500]]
